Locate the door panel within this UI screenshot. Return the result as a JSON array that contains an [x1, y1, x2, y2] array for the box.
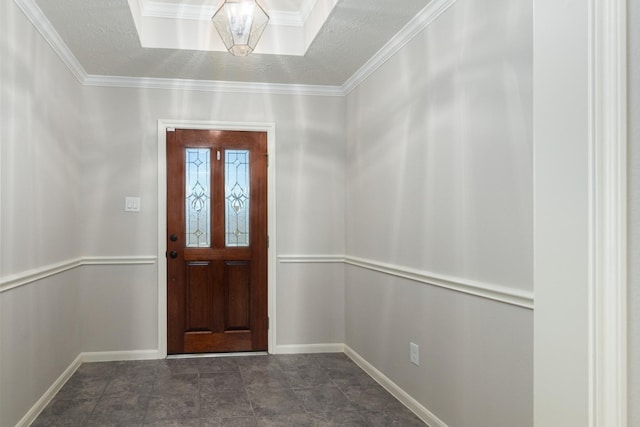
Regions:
[[185, 261, 212, 332], [224, 261, 251, 330], [167, 129, 268, 354]]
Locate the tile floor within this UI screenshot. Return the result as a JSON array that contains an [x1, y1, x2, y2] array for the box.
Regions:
[[32, 353, 427, 426]]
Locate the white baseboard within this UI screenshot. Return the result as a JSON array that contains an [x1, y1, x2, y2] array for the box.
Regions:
[[16, 354, 83, 427], [275, 343, 345, 354], [81, 349, 159, 362], [344, 345, 448, 427]]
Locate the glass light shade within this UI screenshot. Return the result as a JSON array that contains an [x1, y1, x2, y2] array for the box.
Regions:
[[212, 0, 269, 56]]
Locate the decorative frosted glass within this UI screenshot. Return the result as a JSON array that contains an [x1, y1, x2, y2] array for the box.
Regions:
[[225, 150, 250, 247], [185, 148, 211, 247]]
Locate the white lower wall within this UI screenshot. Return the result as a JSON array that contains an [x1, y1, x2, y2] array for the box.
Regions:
[[345, 267, 532, 427], [78, 264, 158, 352], [0, 272, 81, 427], [276, 261, 345, 346]]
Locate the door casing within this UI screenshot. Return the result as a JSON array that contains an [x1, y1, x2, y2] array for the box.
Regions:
[[157, 120, 277, 358]]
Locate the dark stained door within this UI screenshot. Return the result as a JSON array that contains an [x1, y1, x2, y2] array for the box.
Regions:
[[166, 129, 268, 354]]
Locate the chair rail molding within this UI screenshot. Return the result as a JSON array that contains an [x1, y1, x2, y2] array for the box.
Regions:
[[277, 253, 533, 309], [0, 256, 157, 293]]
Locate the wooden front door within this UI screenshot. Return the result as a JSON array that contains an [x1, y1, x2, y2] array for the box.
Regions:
[[166, 129, 268, 354]]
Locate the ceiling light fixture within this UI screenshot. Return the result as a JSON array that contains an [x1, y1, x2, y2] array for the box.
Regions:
[[212, 0, 270, 57]]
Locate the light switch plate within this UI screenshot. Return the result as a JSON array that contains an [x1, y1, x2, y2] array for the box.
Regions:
[[125, 196, 141, 212]]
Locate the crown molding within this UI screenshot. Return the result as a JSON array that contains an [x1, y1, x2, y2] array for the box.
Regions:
[[14, 0, 87, 84], [341, 0, 457, 95], [15, 0, 454, 96], [82, 74, 345, 96]]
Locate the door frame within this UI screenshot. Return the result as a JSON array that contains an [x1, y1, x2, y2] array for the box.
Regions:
[[157, 119, 277, 358], [533, 0, 627, 425]]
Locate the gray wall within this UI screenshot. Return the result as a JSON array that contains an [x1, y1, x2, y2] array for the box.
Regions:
[[344, 0, 533, 425], [0, 1, 347, 424], [76, 86, 348, 353], [0, 1, 84, 424], [7, 0, 598, 425]]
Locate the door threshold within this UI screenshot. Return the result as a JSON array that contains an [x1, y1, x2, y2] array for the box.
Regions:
[[166, 351, 268, 359]]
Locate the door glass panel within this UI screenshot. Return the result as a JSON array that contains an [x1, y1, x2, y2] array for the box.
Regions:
[[185, 148, 211, 247], [225, 150, 250, 247]]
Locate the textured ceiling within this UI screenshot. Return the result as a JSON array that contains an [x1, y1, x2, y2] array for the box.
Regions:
[[34, 0, 431, 86]]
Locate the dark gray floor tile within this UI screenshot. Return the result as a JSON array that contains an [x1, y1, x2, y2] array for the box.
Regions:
[[307, 411, 369, 426], [55, 376, 110, 399], [256, 414, 314, 427], [196, 357, 239, 373], [200, 391, 254, 418], [341, 384, 399, 411], [89, 394, 150, 423], [331, 369, 378, 388], [212, 417, 259, 426], [84, 421, 143, 427], [314, 353, 353, 368], [360, 410, 427, 426], [114, 360, 158, 377], [33, 353, 421, 427], [294, 384, 357, 414], [31, 397, 97, 426], [241, 367, 289, 391], [326, 363, 368, 380], [382, 399, 422, 414], [200, 371, 245, 395], [274, 354, 315, 371], [103, 374, 155, 396], [196, 417, 259, 427], [233, 355, 280, 370], [283, 367, 334, 389], [255, 413, 314, 427], [248, 387, 305, 416], [143, 418, 202, 426], [153, 374, 199, 396], [145, 394, 200, 421], [74, 362, 118, 378], [382, 401, 428, 424], [157, 359, 200, 377]]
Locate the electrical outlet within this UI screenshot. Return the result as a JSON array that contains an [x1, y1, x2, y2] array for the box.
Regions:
[[410, 342, 419, 366]]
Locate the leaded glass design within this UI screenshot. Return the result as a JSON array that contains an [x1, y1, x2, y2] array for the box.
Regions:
[[225, 150, 250, 247], [185, 148, 211, 247]]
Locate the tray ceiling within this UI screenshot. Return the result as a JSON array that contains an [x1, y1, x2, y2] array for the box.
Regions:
[[31, 0, 432, 86]]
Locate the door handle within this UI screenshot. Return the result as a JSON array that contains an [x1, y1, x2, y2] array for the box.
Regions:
[[170, 234, 178, 242], [169, 251, 178, 259]]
